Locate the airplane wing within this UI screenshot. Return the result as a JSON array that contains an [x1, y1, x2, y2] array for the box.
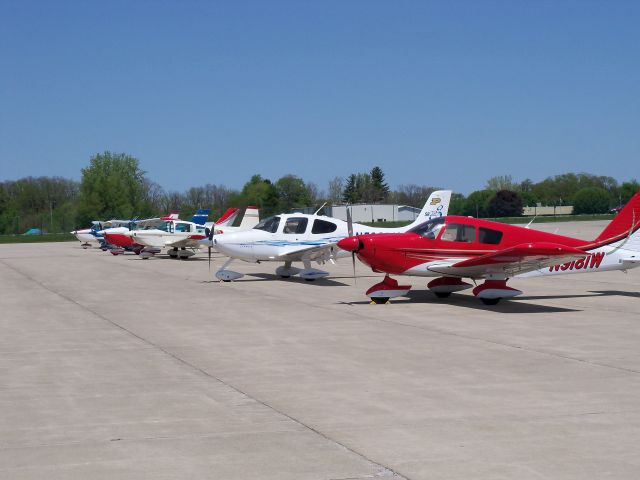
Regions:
[[426, 242, 587, 278], [164, 235, 207, 249], [135, 213, 180, 229], [276, 243, 339, 262]]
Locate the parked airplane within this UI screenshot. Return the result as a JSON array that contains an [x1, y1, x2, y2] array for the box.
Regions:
[[71, 218, 138, 248], [103, 210, 224, 256], [126, 207, 259, 259], [337, 191, 640, 305], [212, 191, 452, 281]]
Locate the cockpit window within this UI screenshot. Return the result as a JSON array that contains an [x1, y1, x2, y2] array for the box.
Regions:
[[479, 227, 503, 245], [157, 221, 173, 233], [441, 223, 476, 242], [283, 217, 308, 234], [311, 219, 337, 234], [409, 217, 445, 239], [175, 222, 190, 233], [254, 216, 281, 233]]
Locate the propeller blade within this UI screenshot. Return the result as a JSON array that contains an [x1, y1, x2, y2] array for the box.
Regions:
[[206, 226, 214, 272], [347, 207, 353, 237], [351, 251, 356, 284]]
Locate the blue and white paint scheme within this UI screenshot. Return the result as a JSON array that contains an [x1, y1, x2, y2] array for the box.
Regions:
[[71, 218, 132, 248], [213, 190, 452, 281]]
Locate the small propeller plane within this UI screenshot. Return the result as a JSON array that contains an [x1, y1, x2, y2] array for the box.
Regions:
[[212, 191, 452, 281], [125, 206, 259, 259], [72, 218, 141, 248], [103, 209, 235, 256], [337, 190, 640, 305]]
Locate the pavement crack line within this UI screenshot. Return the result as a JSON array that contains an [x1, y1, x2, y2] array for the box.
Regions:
[[1, 260, 411, 480]]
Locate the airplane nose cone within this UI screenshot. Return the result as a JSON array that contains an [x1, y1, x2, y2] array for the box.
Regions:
[[337, 236, 361, 252], [211, 233, 235, 253]]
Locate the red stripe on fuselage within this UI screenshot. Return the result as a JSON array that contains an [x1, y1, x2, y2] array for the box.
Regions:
[[104, 233, 138, 249]]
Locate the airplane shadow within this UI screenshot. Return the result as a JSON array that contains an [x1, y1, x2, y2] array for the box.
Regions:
[[236, 273, 350, 287], [518, 290, 640, 301], [341, 290, 580, 313], [122, 255, 221, 262]]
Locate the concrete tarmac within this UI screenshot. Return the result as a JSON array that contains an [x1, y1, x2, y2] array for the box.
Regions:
[[1, 220, 640, 479]]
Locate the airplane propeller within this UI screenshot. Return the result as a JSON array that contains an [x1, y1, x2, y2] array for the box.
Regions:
[[347, 207, 356, 283], [205, 227, 214, 272]]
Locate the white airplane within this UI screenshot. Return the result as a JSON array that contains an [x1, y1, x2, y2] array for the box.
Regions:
[[103, 209, 239, 256], [128, 206, 260, 259], [212, 191, 452, 281], [71, 218, 143, 248]]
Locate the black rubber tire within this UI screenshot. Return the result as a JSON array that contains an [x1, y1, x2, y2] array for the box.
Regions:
[[434, 292, 451, 298], [480, 297, 501, 305], [279, 275, 291, 279], [305, 278, 316, 282], [371, 297, 389, 304]]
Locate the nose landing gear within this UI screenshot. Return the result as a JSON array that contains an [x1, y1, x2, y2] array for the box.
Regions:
[[365, 275, 411, 304]]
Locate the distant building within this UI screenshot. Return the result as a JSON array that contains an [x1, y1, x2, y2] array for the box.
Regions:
[[292, 204, 421, 223], [522, 205, 573, 216]]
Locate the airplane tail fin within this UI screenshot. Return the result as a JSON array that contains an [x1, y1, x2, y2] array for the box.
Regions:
[[593, 190, 640, 249], [190, 209, 211, 225], [239, 206, 260, 229], [214, 208, 240, 227], [404, 190, 452, 229]]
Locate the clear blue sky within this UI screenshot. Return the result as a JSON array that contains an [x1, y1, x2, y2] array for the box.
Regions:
[[1, 0, 638, 195]]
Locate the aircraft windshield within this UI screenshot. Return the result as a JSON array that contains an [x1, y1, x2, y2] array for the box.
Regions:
[[409, 217, 446, 239], [253, 216, 281, 233]]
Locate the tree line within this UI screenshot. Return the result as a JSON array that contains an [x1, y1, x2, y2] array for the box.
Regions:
[[0, 152, 638, 234]]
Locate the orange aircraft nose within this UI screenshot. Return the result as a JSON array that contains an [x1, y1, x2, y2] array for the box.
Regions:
[[337, 236, 360, 252]]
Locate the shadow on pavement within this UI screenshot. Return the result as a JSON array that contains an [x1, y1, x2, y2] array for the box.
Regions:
[[341, 290, 581, 313]]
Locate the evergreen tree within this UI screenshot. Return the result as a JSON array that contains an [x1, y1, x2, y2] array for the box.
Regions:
[[370, 166, 390, 202], [342, 174, 358, 203]]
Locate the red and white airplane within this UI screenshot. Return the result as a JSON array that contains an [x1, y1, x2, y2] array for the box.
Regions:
[[102, 212, 186, 256], [123, 206, 258, 259], [337, 191, 640, 305], [103, 209, 241, 257]]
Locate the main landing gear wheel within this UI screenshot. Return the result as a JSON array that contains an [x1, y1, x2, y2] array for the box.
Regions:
[[481, 297, 501, 305], [434, 292, 451, 299], [370, 297, 390, 305]]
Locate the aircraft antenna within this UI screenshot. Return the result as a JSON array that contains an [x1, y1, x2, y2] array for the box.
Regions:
[[314, 202, 327, 215], [525, 215, 537, 229]]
